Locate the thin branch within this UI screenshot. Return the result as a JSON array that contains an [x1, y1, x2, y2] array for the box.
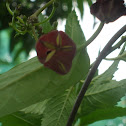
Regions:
[[84, 22, 104, 48], [16, 16, 25, 24], [6, 2, 14, 16], [77, 22, 104, 51], [105, 40, 126, 61], [34, 5, 56, 26], [31, 0, 55, 17], [66, 24, 126, 126], [32, 26, 38, 42], [108, 35, 126, 54]]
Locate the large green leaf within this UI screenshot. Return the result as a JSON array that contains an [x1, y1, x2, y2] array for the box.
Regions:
[[0, 10, 90, 118], [79, 61, 119, 115], [41, 87, 76, 126], [85, 79, 126, 108], [21, 88, 76, 126], [80, 106, 126, 125], [77, 60, 126, 124], [78, 79, 126, 125], [65, 10, 86, 47]]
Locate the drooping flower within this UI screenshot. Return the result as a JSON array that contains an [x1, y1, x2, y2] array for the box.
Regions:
[[36, 30, 76, 75], [90, 0, 126, 23]]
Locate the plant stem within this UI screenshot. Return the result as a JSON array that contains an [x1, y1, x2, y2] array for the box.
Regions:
[[10, 16, 24, 33], [77, 22, 104, 51], [66, 24, 126, 126], [105, 43, 126, 61], [6, 2, 14, 16], [106, 52, 126, 60], [109, 35, 126, 53], [34, 5, 56, 26], [9, 23, 22, 33], [84, 22, 104, 48], [16, 16, 25, 24], [31, 0, 55, 17], [32, 26, 38, 42]]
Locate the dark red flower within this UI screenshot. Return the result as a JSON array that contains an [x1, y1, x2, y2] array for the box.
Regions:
[[36, 30, 76, 75], [90, 0, 126, 23]]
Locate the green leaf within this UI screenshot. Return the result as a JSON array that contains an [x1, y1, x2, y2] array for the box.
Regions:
[[22, 100, 48, 115], [80, 106, 126, 125], [106, 51, 126, 62], [65, 10, 86, 48], [38, 14, 53, 33], [82, 79, 126, 116], [86, 0, 93, 7], [78, 61, 124, 122], [41, 87, 76, 126], [12, 112, 42, 126], [77, 0, 84, 18], [0, 114, 33, 126], [0, 10, 90, 118], [0, 111, 42, 126], [91, 61, 119, 85]]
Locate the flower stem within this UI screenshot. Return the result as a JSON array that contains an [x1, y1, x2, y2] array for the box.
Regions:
[[109, 35, 126, 53], [32, 27, 38, 42], [105, 42, 126, 61], [31, 0, 55, 18], [16, 16, 25, 24], [77, 22, 104, 51], [6, 2, 14, 16], [34, 5, 56, 26], [84, 22, 104, 48]]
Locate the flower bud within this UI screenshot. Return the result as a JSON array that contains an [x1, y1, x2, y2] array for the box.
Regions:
[[90, 0, 126, 23], [36, 30, 76, 75]]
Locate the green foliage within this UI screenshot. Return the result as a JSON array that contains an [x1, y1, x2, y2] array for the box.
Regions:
[[21, 90, 75, 126], [77, 61, 126, 125], [65, 10, 86, 47], [0, 0, 87, 57], [0, 10, 90, 119], [0, 112, 41, 126], [0, 112, 42, 126], [91, 61, 119, 85], [22, 100, 48, 115], [84, 79, 126, 111], [81, 106, 126, 125], [110, 51, 126, 62], [41, 87, 76, 126], [0, 114, 32, 126]]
